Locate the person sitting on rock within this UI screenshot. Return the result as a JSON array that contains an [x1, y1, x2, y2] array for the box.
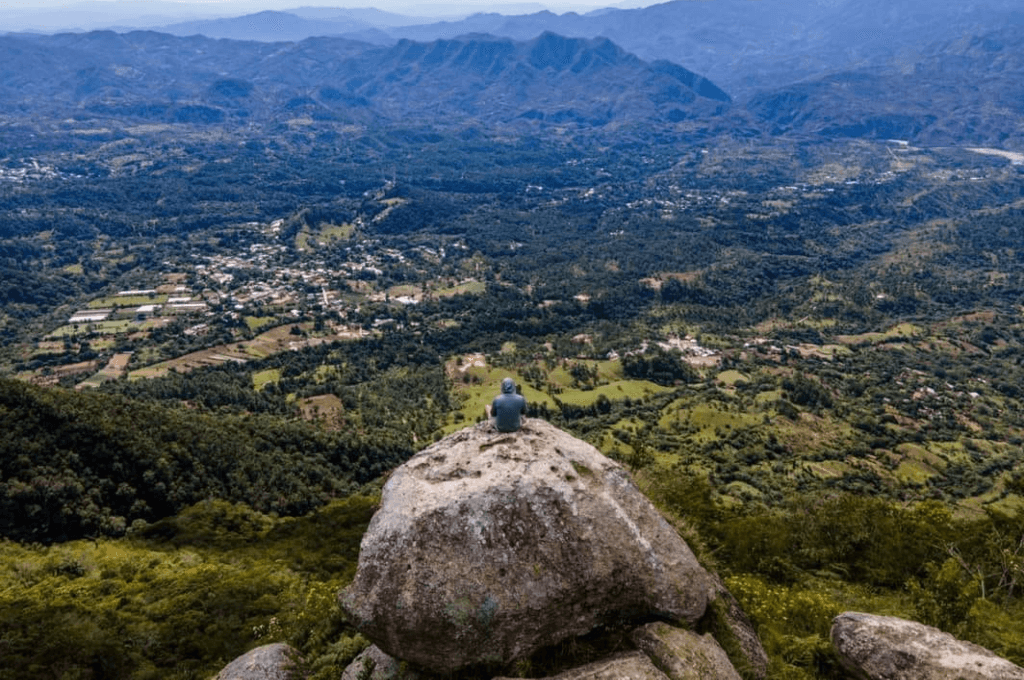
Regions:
[[491, 377, 527, 432]]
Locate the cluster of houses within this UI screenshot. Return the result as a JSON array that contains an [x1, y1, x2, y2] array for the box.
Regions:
[[66, 287, 209, 327]]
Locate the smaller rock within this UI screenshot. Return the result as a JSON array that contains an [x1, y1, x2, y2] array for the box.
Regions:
[[212, 643, 296, 680], [831, 612, 1024, 680], [494, 651, 670, 680], [632, 622, 742, 680], [341, 645, 422, 680]]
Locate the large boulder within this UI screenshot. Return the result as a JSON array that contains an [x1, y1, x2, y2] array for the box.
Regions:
[[339, 419, 713, 673], [831, 612, 1024, 680]]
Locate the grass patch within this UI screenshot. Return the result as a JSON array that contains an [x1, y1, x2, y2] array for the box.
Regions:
[[755, 389, 784, 405], [555, 380, 670, 407], [836, 322, 925, 346], [253, 368, 282, 391], [805, 460, 853, 478], [299, 394, 344, 424], [245, 316, 278, 332], [678, 403, 762, 441], [46, 320, 146, 338], [435, 280, 486, 297], [895, 459, 938, 484], [320, 222, 356, 241], [717, 370, 749, 386]]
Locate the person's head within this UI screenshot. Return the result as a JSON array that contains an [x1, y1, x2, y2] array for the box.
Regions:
[[501, 377, 516, 394]]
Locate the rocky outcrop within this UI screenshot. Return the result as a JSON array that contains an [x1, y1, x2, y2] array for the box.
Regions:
[[339, 419, 715, 673], [831, 612, 1024, 680], [632, 622, 742, 680], [212, 643, 296, 680]]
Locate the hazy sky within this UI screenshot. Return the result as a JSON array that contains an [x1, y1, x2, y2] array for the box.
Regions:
[[2, 0, 647, 31], [2, 0, 639, 16]]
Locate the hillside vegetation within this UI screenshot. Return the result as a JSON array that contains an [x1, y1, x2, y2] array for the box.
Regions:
[[0, 377, 401, 542]]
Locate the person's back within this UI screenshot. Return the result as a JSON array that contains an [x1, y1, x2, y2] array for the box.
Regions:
[[491, 377, 526, 432]]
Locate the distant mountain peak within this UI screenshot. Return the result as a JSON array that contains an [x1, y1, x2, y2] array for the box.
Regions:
[[0, 29, 730, 130]]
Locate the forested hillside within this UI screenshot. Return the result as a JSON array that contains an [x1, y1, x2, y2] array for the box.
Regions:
[[0, 377, 395, 542]]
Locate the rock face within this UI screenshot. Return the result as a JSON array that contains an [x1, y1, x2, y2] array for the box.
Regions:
[[339, 419, 714, 673], [212, 643, 296, 680], [831, 612, 1024, 680]]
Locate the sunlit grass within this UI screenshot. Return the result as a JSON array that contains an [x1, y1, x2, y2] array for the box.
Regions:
[[245, 316, 278, 332], [253, 369, 282, 391]]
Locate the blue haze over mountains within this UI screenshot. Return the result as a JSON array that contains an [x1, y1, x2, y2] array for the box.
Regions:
[[1, 0, 1023, 144], [87, 0, 1024, 95]]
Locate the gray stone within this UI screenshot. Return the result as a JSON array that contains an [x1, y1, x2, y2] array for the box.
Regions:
[[831, 612, 1024, 680], [341, 645, 422, 680], [339, 419, 713, 674], [212, 643, 296, 680], [494, 651, 671, 680], [632, 622, 742, 680], [701, 576, 769, 680]]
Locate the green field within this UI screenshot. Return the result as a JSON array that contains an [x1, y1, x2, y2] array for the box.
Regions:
[[245, 316, 279, 332], [47, 319, 150, 338], [253, 368, 282, 391], [836, 322, 925, 345], [297, 222, 356, 251], [555, 380, 670, 406], [436, 280, 486, 297]]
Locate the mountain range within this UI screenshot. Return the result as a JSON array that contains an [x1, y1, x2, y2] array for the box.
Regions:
[[0, 30, 730, 129], [746, 27, 1024, 146], [136, 0, 1024, 98], [2, 0, 1023, 146]]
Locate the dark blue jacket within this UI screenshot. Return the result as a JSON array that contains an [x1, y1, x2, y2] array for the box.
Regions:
[[492, 377, 526, 432]]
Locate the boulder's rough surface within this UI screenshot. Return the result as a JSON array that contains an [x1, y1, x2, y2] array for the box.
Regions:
[[212, 643, 296, 680], [495, 651, 671, 680], [701, 576, 769, 680], [339, 419, 713, 673], [341, 645, 422, 680], [632, 622, 742, 680], [831, 612, 1024, 680]]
